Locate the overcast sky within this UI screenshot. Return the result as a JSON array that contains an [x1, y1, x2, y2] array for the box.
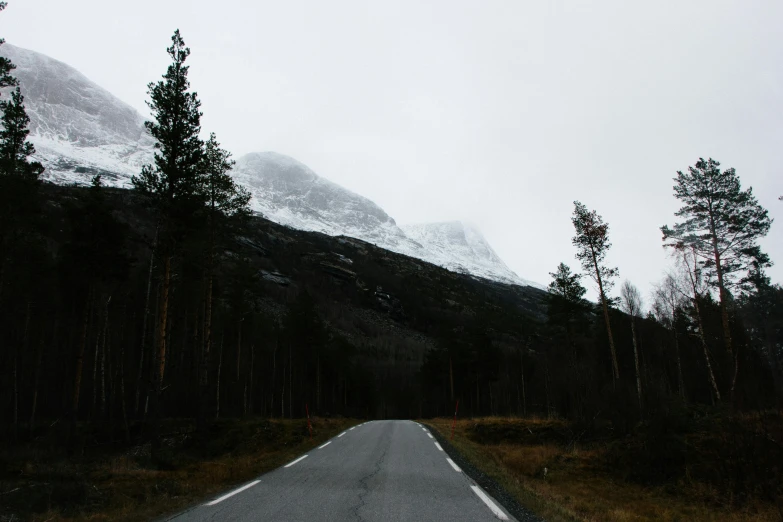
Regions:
[[3, 0, 782, 302]]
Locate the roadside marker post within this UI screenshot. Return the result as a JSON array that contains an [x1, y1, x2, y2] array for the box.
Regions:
[[450, 399, 459, 440], [306, 403, 313, 438]]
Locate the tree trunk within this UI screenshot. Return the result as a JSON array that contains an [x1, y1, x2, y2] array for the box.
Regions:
[[694, 298, 721, 401], [592, 249, 619, 381], [288, 344, 292, 419], [30, 316, 52, 431], [71, 288, 93, 439], [630, 317, 643, 416], [270, 341, 276, 418], [151, 255, 171, 457], [281, 346, 286, 418], [449, 355, 454, 403], [215, 333, 223, 420], [519, 347, 527, 416], [236, 319, 243, 382], [249, 344, 255, 416], [316, 354, 321, 412], [711, 235, 733, 356], [673, 328, 685, 400], [198, 274, 213, 434], [135, 229, 157, 417], [99, 296, 111, 417], [119, 310, 130, 443], [731, 346, 740, 403]]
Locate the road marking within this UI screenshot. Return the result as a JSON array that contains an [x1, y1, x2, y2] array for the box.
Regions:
[[470, 485, 509, 520], [204, 480, 260, 506], [350, 427, 355, 430], [422, 428, 428, 432], [446, 458, 461, 472], [284, 455, 308, 468], [427, 433, 434, 439], [318, 441, 331, 449], [435, 442, 443, 451], [338, 432, 346, 437]]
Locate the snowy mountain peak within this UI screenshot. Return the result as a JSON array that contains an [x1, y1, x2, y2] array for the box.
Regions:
[[401, 221, 541, 288], [2, 43, 541, 288]]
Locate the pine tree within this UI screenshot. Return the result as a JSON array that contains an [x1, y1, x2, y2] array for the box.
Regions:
[[548, 262, 586, 302], [0, 88, 44, 182], [661, 158, 772, 359], [0, 3, 17, 92], [131, 30, 205, 456], [0, 83, 44, 300], [546, 262, 587, 328], [197, 133, 250, 434], [571, 201, 620, 381]]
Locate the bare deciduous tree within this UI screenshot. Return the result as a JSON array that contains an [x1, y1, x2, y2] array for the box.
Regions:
[[620, 281, 643, 415], [652, 275, 686, 399]]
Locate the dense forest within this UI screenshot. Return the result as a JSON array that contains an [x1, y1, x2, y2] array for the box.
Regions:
[[1, 21, 781, 463]]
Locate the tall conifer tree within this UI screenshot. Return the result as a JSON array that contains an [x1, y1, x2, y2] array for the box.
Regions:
[[0, 3, 16, 91], [131, 30, 205, 455], [661, 158, 772, 358], [197, 133, 250, 434], [572, 201, 620, 381]]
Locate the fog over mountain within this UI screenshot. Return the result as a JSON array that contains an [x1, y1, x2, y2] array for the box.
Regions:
[[3, 42, 542, 288]]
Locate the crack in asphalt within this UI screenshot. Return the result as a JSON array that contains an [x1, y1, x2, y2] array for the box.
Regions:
[[351, 426, 392, 522]]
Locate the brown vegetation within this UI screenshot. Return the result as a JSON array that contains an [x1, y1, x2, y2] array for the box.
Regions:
[[0, 417, 358, 521], [427, 414, 783, 522]]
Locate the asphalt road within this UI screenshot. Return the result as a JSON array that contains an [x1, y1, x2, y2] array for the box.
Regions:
[[168, 420, 516, 521]]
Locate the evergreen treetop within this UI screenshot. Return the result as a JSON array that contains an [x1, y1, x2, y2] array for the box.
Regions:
[[0, 2, 17, 92], [661, 157, 772, 296], [132, 29, 205, 215]]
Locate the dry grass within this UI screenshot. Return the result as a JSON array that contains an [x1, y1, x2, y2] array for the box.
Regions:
[[0, 417, 359, 522], [426, 416, 783, 522]]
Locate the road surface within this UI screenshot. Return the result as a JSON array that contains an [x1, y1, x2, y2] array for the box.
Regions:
[[168, 420, 516, 521]]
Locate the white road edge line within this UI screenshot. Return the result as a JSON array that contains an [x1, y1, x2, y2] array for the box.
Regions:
[[204, 480, 260, 506], [338, 432, 346, 437], [446, 458, 461, 472], [427, 433, 434, 439], [470, 485, 509, 521], [318, 441, 331, 449], [350, 427, 355, 430], [435, 442, 443, 451], [284, 455, 308, 468]]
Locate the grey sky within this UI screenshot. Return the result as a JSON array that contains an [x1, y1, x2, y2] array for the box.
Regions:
[[4, 0, 782, 302]]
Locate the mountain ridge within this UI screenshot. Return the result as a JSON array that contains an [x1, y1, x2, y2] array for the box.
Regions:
[[2, 42, 542, 289]]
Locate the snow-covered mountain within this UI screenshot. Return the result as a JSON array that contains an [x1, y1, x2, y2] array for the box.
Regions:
[[1, 43, 154, 185], [2, 42, 541, 288], [401, 222, 539, 287], [232, 152, 543, 287]]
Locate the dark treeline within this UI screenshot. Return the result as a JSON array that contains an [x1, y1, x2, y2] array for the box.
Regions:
[[1, 23, 781, 459]]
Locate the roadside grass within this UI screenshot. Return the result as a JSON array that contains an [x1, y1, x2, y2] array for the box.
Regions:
[[0, 416, 359, 522], [426, 414, 783, 522]]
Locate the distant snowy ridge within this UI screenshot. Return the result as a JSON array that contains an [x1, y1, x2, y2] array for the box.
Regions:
[[2, 42, 542, 289]]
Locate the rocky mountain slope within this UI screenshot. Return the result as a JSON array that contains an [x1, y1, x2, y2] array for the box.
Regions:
[[3, 42, 541, 288]]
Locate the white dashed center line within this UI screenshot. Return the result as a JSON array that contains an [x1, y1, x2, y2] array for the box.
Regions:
[[434, 442, 443, 451], [470, 485, 509, 520], [446, 458, 461, 472], [284, 455, 308, 468], [204, 480, 260, 506], [318, 441, 331, 449]]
